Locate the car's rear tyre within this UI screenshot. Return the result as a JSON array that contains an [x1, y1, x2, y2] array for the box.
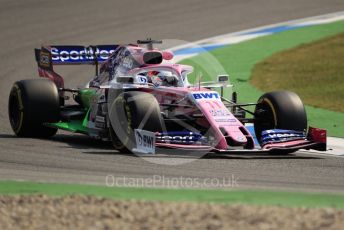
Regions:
[[254, 91, 307, 143], [109, 91, 163, 152], [8, 79, 60, 138]]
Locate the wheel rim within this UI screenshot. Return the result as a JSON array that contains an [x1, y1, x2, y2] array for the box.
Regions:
[[254, 100, 276, 141]]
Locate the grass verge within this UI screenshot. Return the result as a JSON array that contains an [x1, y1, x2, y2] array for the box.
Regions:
[[1, 180, 344, 209], [251, 32, 344, 113], [180, 20, 344, 137]]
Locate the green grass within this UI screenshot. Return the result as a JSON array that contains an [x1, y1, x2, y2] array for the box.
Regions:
[[180, 20, 344, 137], [251, 33, 344, 113], [1, 180, 344, 208]]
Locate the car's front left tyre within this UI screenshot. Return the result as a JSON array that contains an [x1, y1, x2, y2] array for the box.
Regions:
[[108, 91, 163, 152]]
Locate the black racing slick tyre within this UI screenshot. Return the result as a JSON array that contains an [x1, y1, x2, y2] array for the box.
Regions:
[[109, 91, 163, 152], [254, 91, 307, 143], [8, 79, 60, 138]]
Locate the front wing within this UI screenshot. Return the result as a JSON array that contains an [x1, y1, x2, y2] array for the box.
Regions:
[[153, 127, 326, 154]]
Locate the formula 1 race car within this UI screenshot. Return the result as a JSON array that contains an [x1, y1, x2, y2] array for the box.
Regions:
[[8, 39, 326, 154]]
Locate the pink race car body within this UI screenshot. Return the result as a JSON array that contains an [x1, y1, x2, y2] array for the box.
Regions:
[[16, 39, 326, 154]]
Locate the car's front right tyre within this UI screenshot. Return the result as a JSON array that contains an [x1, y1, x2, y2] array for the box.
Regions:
[[254, 90, 307, 144]]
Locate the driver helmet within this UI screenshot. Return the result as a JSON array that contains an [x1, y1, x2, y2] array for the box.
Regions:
[[148, 70, 178, 87]]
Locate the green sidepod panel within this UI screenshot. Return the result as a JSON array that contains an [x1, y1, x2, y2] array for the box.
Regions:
[[47, 89, 97, 134], [79, 89, 97, 109], [48, 109, 90, 134]]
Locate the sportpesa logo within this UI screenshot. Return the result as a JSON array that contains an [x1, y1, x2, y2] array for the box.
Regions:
[[50, 45, 117, 63]]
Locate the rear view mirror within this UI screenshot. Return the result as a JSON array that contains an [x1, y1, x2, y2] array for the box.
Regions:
[[217, 75, 230, 97], [218, 74, 229, 83], [117, 75, 134, 83]]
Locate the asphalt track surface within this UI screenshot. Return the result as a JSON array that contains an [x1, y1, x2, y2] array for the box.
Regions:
[[1, 0, 344, 192]]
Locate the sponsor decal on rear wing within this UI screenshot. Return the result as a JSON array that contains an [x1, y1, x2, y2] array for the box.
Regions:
[[34, 45, 118, 66]]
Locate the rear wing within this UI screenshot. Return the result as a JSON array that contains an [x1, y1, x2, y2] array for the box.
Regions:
[[34, 45, 118, 67], [34, 45, 118, 89]]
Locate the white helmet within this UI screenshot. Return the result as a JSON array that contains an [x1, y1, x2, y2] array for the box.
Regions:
[[154, 71, 178, 87]]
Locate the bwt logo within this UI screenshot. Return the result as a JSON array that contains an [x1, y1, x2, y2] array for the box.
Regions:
[[136, 132, 154, 148], [193, 92, 220, 100]]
